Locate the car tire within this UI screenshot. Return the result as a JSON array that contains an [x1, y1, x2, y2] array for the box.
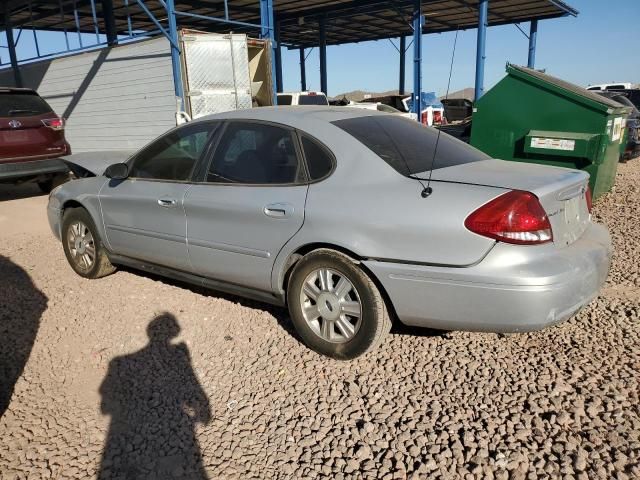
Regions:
[[287, 249, 391, 359], [61, 208, 116, 279]]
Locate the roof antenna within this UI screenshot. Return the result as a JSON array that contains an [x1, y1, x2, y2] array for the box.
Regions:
[[421, 28, 460, 198]]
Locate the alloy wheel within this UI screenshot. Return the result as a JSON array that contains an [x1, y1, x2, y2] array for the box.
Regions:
[[66, 221, 96, 271], [300, 268, 362, 343]]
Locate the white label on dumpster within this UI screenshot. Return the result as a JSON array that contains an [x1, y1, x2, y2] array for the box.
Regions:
[[530, 137, 575, 151], [612, 117, 623, 142]]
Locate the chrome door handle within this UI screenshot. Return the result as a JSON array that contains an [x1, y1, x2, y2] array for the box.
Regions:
[[264, 203, 293, 218], [157, 198, 177, 208]]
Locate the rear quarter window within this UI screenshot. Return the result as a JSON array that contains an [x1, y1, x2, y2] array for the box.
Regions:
[[0, 92, 54, 117], [332, 115, 489, 175], [300, 135, 334, 180], [299, 94, 329, 106], [277, 95, 293, 106]]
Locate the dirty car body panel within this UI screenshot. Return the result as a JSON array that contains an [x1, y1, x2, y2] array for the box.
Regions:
[[48, 107, 612, 333]]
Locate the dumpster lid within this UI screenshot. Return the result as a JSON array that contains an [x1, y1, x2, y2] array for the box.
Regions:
[[507, 64, 631, 114]]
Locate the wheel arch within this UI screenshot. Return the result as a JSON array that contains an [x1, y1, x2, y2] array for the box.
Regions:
[[277, 242, 400, 324]]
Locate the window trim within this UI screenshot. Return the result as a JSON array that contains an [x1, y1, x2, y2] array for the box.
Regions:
[[125, 121, 221, 184], [197, 119, 310, 187], [294, 131, 337, 185]]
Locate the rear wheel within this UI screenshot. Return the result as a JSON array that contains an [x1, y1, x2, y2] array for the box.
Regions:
[[287, 249, 391, 359], [62, 208, 116, 279]]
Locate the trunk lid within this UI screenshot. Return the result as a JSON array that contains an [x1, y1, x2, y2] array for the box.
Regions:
[[431, 159, 591, 247]]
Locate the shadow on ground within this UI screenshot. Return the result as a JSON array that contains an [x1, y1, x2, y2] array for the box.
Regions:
[[118, 266, 444, 346], [98, 313, 211, 479], [0, 183, 45, 202], [0, 255, 48, 418]]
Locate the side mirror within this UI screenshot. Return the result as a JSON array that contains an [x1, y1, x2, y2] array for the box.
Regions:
[[104, 163, 129, 180]]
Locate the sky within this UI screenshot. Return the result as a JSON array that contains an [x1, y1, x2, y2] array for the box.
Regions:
[[3, 0, 639, 98]]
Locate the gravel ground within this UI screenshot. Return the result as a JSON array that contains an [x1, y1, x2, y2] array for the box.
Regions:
[[1, 163, 639, 480]]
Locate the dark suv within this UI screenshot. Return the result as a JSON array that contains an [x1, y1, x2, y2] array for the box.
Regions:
[[0, 88, 70, 192]]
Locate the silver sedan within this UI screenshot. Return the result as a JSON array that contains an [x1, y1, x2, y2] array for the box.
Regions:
[[47, 107, 612, 359]]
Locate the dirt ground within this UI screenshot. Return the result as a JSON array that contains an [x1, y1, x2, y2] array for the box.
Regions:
[[0, 163, 639, 480]]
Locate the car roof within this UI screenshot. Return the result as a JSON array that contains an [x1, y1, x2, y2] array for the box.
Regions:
[[195, 106, 390, 127]]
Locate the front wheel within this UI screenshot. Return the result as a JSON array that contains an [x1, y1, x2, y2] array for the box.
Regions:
[[287, 249, 391, 359], [61, 208, 116, 279]]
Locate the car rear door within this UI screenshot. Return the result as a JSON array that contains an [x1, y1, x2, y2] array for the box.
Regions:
[[99, 122, 217, 271], [0, 91, 67, 162], [184, 120, 307, 292]]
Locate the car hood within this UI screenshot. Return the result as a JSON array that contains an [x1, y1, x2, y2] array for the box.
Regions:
[[62, 151, 134, 177]]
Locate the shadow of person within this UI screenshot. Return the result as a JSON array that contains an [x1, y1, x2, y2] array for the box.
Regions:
[[0, 255, 48, 418], [98, 313, 211, 480]]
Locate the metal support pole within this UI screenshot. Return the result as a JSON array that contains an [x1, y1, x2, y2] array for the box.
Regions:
[[275, 21, 283, 93], [3, 5, 23, 87], [527, 19, 538, 69], [299, 47, 306, 91], [412, 0, 422, 118], [474, 0, 488, 101], [259, 0, 277, 104], [399, 36, 406, 95], [166, 0, 184, 108], [101, 0, 118, 45], [319, 15, 327, 95]]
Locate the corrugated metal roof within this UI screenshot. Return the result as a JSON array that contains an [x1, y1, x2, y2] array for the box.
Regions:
[[3, 0, 577, 48]]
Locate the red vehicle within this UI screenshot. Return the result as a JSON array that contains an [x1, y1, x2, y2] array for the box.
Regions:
[[0, 88, 70, 192]]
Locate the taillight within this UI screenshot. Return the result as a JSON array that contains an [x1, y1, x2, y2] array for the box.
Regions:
[[42, 118, 64, 131], [421, 112, 428, 125], [433, 111, 442, 124], [585, 185, 592, 213], [465, 190, 553, 245]]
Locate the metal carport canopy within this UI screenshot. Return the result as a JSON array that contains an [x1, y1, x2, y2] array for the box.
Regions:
[[1, 0, 577, 115], [3, 0, 577, 48]]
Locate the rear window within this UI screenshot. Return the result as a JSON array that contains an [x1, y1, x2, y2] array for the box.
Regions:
[[332, 115, 489, 175], [0, 92, 53, 117], [299, 94, 328, 106], [277, 95, 293, 106]]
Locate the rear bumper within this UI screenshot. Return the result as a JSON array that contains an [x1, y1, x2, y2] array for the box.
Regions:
[[364, 223, 612, 332], [0, 157, 68, 181]]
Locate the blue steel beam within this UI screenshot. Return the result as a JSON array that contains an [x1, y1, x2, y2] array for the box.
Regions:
[[134, 0, 179, 49], [299, 47, 306, 91], [275, 20, 283, 93], [527, 19, 538, 68], [319, 15, 327, 95], [259, 0, 277, 104], [399, 35, 405, 95], [474, 0, 488, 101], [166, 0, 184, 107], [411, 0, 421, 118], [3, 5, 22, 87]]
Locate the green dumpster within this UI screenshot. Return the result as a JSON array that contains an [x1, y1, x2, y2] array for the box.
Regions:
[[470, 64, 631, 199]]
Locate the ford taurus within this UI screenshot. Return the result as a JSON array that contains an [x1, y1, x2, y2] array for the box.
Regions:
[[47, 107, 612, 359]]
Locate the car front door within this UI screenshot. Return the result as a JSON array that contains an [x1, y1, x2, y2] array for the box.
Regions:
[[184, 121, 308, 292], [99, 122, 216, 271]]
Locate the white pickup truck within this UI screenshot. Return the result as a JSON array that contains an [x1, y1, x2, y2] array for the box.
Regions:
[[276, 91, 329, 106]]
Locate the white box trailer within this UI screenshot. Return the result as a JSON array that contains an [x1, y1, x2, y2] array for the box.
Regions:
[[0, 32, 273, 153]]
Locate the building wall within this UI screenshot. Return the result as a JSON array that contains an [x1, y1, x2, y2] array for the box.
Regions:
[[0, 37, 177, 153]]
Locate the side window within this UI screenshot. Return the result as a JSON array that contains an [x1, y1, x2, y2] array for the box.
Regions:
[[129, 123, 213, 181], [301, 135, 334, 180], [207, 122, 303, 184], [277, 95, 293, 105]]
